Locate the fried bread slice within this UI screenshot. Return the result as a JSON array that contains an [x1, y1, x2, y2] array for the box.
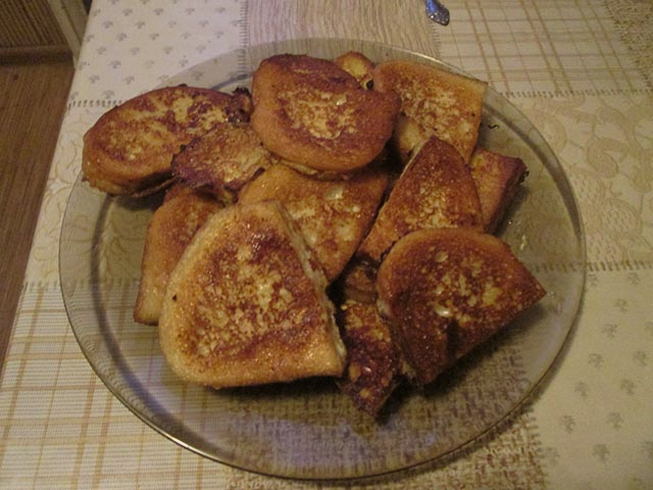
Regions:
[[171, 123, 273, 203], [251, 54, 400, 172], [134, 184, 222, 325], [239, 163, 388, 282], [377, 228, 546, 385], [83, 86, 251, 195], [337, 299, 401, 416], [469, 148, 527, 233], [373, 60, 486, 163], [358, 136, 483, 263], [333, 51, 375, 88], [159, 201, 346, 388]]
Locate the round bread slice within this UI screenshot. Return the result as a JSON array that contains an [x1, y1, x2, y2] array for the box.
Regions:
[[82, 86, 250, 195], [159, 200, 346, 388], [377, 228, 545, 385], [251, 54, 400, 172]]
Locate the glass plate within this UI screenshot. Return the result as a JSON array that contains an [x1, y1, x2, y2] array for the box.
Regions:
[[60, 38, 585, 480]]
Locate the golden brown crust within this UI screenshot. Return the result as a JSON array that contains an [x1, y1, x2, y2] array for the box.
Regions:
[[358, 136, 483, 263], [251, 54, 400, 172], [159, 201, 346, 388], [469, 148, 527, 233], [82, 86, 251, 195], [134, 184, 223, 325], [333, 51, 375, 88], [373, 60, 486, 163], [239, 163, 389, 281], [171, 123, 273, 203], [377, 228, 546, 384], [337, 299, 401, 416]]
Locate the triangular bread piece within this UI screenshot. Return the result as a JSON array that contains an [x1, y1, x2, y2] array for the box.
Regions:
[[377, 228, 546, 385], [239, 163, 388, 281], [159, 200, 346, 388], [134, 185, 222, 325], [358, 136, 483, 263]]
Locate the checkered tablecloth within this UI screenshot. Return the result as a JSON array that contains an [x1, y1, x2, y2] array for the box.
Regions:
[[1, 1, 651, 488]]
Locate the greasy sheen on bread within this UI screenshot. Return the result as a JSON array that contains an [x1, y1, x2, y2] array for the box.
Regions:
[[251, 54, 400, 173], [469, 148, 527, 233], [377, 228, 546, 385], [337, 299, 402, 416], [373, 59, 486, 163], [159, 201, 346, 388], [172, 122, 273, 203], [82, 86, 251, 195], [239, 163, 389, 281], [134, 185, 222, 325], [358, 136, 483, 263]]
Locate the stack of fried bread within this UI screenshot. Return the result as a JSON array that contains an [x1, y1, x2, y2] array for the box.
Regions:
[[82, 50, 544, 417]]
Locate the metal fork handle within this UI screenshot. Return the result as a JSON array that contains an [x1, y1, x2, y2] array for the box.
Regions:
[[425, 0, 450, 26]]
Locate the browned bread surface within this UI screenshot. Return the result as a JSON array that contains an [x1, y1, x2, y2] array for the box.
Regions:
[[239, 163, 388, 281], [358, 136, 483, 263], [469, 148, 527, 233], [82, 86, 250, 195], [251, 54, 400, 172], [373, 60, 486, 162], [159, 200, 346, 388], [333, 51, 375, 88], [134, 184, 222, 325], [337, 299, 401, 416], [377, 228, 546, 385], [171, 123, 272, 203]]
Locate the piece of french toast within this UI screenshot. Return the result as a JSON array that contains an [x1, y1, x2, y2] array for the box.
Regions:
[[337, 298, 402, 416], [469, 148, 527, 233], [373, 60, 486, 163], [158, 200, 346, 388], [171, 122, 273, 203], [377, 228, 546, 385], [133, 184, 223, 325], [333, 51, 375, 88], [239, 163, 389, 282], [82, 86, 251, 195], [358, 136, 483, 263], [251, 54, 400, 173]]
